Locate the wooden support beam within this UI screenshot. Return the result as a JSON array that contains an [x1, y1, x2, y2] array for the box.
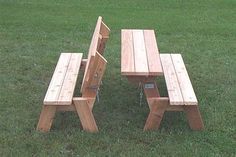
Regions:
[[143, 81, 160, 109], [184, 105, 204, 130], [144, 97, 169, 131], [73, 98, 98, 133], [165, 105, 184, 111], [56, 105, 76, 111], [37, 105, 57, 132], [126, 76, 157, 85], [144, 97, 203, 131], [73, 97, 96, 110]]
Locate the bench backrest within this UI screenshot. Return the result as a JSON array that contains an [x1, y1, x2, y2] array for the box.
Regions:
[[81, 16, 110, 97]]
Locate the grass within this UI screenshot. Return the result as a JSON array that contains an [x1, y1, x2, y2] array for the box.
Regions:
[[0, 0, 236, 156]]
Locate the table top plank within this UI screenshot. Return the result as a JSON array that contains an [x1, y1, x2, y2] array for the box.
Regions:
[[144, 30, 163, 75], [171, 54, 198, 105], [121, 30, 135, 74], [132, 30, 149, 75], [160, 54, 184, 105]]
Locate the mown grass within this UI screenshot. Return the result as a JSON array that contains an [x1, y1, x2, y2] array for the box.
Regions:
[[0, 0, 236, 156]]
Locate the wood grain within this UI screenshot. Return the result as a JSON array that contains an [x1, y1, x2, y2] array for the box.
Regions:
[[57, 53, 83, 105], [171, 54, 198, 105], [184, 105, 204, 130], [121, 29, 135, 75], [44, 53, 71, 105], [144, 30, 163, 75], [132, 30, 149, 75], [74, 98, 98, 132], [37, 105, 57, 132], [81, 16, 110, 93], [144, 97, 168, 131], [81, 17, 102, 93], [160, 54, 184, 105], [121, 29, 163, 76]]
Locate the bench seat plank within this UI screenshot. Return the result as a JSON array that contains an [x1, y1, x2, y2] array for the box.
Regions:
[[44, 53, 83, 105], [160, 54, 184, 105], [57, 53, 83, 105], [44, 53, 72, 105], [171, 54, 198, 105]]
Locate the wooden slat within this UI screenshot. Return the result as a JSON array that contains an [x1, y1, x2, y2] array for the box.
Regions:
[[121, 29, 135, 75], [132, 30, 149, 75], [57, 53, 83, 105], [171, 54, 198, 105], [143, 30, 163, 75], [88, 16, 102, 57], [82, 52, 107, 97], [160, 54, 184, 105], [87, 53, 107, 89], [44, 53, 71, 105]]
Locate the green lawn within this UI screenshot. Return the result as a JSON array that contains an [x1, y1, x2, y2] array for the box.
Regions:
[[0, 0, 236, 156]]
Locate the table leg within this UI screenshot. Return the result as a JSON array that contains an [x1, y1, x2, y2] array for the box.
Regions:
[[144, 97, 168, 131], [143, 81, 168, 131], [143, 81, 160, 109]]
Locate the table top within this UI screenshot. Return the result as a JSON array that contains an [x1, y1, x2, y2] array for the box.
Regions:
[[121, 29, 163, 76]]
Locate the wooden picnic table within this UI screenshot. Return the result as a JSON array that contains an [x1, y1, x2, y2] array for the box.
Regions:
[[121, 29, 204, 131], [121, 29, 163, 130]]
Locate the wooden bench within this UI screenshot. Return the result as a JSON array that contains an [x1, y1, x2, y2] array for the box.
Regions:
[[37, 16, 110, 132], [144, 54, 204, 130]]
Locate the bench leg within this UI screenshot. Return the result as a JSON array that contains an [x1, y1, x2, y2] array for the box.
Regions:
[[73, 98, 98, 133], [144, 98, 168, 131], [184, 105, 204, 130], [37, 105, 56, 132]]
